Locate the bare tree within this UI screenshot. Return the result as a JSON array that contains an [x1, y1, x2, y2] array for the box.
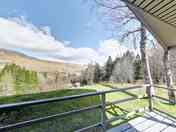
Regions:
[[140, 24, 154, 96], [148, 44, 175, 103], [170, 49, 176, 82], [80, 63, 95, 85], [93, 0, 154, 95], [163, 49, 176, 104], [111, 51, 134, 83], [149, 44, 164, 84]]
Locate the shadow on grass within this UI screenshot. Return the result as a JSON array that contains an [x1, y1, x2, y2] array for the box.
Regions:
[[106, 104, 143, 129], [98, 83, 146, 130], [107, 105, 128, 116]]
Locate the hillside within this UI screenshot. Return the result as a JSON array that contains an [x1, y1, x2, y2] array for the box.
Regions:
[[0, 49, 84, 74], [0, 49, 86, 95]]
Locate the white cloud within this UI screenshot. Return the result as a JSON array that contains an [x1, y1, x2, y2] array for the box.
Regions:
[[0, 17, 64, 52], [40, 26, 51, 36], [0, 17, 130, 64]]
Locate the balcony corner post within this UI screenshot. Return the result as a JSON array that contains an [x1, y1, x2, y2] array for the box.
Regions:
[[101, 93, 106, 132]]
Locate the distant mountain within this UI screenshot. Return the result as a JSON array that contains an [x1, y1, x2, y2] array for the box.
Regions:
[[0, 49, 84, 74]]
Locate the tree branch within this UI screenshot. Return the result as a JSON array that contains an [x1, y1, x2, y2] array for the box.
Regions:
[[121, 28, 142, 41], [94, 0, 126, 9], [121, 16, 136, 25]]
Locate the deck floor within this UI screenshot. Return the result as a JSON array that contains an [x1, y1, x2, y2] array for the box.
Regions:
[[108, 111, 176, 132]]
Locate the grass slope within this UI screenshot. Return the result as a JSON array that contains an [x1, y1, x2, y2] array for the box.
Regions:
[[84, 83, 176, 128], [0, 89, 101, 132], [84, 84, 148, 128], [1, 83, 176, 132], [0, 49, 83, 73]]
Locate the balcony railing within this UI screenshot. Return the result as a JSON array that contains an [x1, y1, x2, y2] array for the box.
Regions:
[[0, 84, 175, 132], [152, 85, 176, 120]]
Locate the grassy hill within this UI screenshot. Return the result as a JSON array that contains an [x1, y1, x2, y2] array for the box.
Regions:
[[0, 49, 85, 95]]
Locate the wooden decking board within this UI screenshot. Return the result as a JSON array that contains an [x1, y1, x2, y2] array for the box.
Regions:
[[126, 114, 165, 132], [108, 116, 151, 132], [161, 121, 176, 132], [127, 112, 166, 131], [107, 111, 176, 132], [162, 126, 176, 132], [143, 113, 171, 132], [143, 119, 168, 132]]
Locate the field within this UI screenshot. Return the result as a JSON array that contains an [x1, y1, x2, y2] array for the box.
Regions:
[[0, 89, 101, 132], [0, 83, 176, 131]]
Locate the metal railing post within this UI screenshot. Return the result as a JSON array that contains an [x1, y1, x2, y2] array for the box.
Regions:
[[148, 84, 154, 111], [101, 93, 106, 132]]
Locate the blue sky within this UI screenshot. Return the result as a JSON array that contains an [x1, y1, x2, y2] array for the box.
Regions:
[[0, 0, 130, 64], [0, 0, 112, 48]]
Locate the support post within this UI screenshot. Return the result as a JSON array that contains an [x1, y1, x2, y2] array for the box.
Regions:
[[140, 24, 155, 111], [163, 48, 176, 104], [148, 84, 154, 111], [140, 24, 154, 97], [101, 93, 106, 132]]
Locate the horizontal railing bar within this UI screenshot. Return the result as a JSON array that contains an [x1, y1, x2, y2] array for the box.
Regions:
[[0, 93, 101, 111], [0, 85, 145, 111], [103, 85, 146, 94], [106, 107, 147, 124], [106, 115, 123, 124], [106, 97, 138, 106], [153, 85, 176, 91], [109, 85, 144, 94], [154, 95, 170, 102], [0, 104, 101, 132], [75, 123, 102, 132], [154, 108, 176, 121]]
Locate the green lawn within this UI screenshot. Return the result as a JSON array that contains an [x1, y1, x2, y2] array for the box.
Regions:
[[83, 83, 176, 128], [154, 86, 176, 116], [0, 83, 176, 132], [0, 89, 101, 132], [84, 84, 148, 128]]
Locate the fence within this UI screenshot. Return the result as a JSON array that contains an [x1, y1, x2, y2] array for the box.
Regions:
[[151, 85, 176, 120], [0, 84, 175, 132]]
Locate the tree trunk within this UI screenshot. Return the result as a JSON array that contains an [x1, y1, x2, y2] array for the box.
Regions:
[[140, 24, 154, 96], [163, 48, 175, 104]]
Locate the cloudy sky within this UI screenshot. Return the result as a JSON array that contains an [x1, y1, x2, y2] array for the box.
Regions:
[[0, 0, 131, 64]]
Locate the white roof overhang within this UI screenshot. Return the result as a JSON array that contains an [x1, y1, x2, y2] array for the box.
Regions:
[[122, 0, 176, 49]]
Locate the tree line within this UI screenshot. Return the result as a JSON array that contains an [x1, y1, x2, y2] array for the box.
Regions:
[[0, 64, 38, 84], [0, 64, 39, 95], [80, 50, 143, 85], [81, 45, 176, 87]]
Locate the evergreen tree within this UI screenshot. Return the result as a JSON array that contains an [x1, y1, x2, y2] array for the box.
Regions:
[[93, 63, 101, 83], [43, 72, 48, 79], [112, 56, 120, 70], [134, 55, 144, 80], [104, 56, 113, 81], [0, 63, 39, 95]]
